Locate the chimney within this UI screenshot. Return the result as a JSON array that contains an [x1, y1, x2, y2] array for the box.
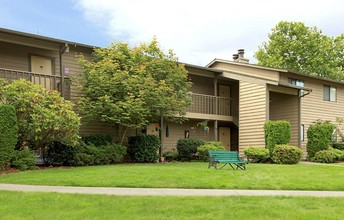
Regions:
[[234, 49, 249, 63]]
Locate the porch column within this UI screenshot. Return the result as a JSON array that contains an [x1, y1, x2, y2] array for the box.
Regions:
[[214, 120, 218, 141]]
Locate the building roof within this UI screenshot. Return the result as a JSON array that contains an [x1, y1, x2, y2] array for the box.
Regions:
[[0, 27, 95, 49]]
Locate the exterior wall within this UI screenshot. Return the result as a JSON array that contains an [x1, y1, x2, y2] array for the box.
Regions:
[[188, 74, 214, 95], [0, 41, 60, 74], [269, 92, 299, 147], [239, 81, 267, 153]]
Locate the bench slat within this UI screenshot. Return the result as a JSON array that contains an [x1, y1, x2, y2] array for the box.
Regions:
[[208, 150, 247, 170]]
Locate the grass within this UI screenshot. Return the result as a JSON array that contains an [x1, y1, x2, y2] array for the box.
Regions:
[[0, 191, 343, 220], [1, 162, 344, 190]]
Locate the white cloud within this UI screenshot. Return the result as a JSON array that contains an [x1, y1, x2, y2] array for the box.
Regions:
[[76, 0, 344, 66]]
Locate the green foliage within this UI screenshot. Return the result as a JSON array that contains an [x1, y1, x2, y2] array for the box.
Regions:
[[264, 120, 291, 156], [0, 79, 80, 150], [272, 145, 302, 164], [255, 21, 344, 80], [127, 135, 160, 163], [328, 147, 344, 161], [0, 105, 18, 170], [176, 138, 205, 161], [10, 150, 36, 171], [197, 141, 224, 161], [333, 142, 344, 150], [43, 142, 77, 166], [313, 150, 335, 163], [163, 150, 178, 161], [77, 38, 192, 143], [244, 147, 270, 163], [307, 120, 335, 159], [73, 143, 126, 166], [81, 134, 112, 146]]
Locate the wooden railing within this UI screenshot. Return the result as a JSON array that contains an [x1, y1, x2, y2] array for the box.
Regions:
[[0, 68, 70, 99], [186, 93, 238, 122]]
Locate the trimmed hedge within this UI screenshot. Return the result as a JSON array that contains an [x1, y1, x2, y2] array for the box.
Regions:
[[264, 120, 291, 156], [333, 142, 344, 150], [43, 142, 77, 166], [11, 150, 36, 171], [272, 145, 302, 164], [313, 150, 335, 163], [177, 138, 205, 161], [0, 105, 18, 170], [127, 135, 160, 163], [307, 121, 335, 159], [244, 147, 270, 163], [197, 141, 225, 161]]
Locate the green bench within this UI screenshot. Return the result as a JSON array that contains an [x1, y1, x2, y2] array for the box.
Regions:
[[208, 150, 248, 170]]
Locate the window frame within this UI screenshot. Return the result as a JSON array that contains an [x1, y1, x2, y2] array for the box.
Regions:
[[323, 85, 337, 102]]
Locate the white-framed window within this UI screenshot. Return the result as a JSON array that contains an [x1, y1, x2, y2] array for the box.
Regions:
[[289, 78, 304, 96], [323, 85, 337, 102], [301, 124, 304, 142]]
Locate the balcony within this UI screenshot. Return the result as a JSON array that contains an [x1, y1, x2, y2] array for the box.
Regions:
[[0, 68, 70, 99], [186, 93, 238, 124]]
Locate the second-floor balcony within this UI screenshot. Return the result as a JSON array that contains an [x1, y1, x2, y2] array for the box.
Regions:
[[186, 93, 238, 123], [0, 68, 70, 100]]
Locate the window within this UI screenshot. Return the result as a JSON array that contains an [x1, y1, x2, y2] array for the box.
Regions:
[[289, 78, 304, 96], [323, 85, 337, 101], [301, 124, 304, 142]]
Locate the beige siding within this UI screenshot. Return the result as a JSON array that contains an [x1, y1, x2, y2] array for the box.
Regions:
[[189, 74, 214, 95], [300, 78, 344, 151], [269, 92, 299, 147], [239, 81, 267, 153]]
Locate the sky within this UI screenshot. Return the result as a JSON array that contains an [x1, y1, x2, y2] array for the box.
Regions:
[[1, 0, 343, 66]]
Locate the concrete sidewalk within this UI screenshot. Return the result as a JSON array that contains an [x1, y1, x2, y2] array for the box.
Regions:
[[1, 184, 344, 197]]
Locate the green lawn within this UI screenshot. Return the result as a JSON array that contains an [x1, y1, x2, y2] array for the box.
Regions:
[[1, 162, 344, 190], [0, 191, 343, 220]]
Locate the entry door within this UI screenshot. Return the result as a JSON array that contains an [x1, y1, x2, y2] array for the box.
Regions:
[[30, 55, 53, 90], [218, 85, 230, 115], [219, 127, 231, 150]]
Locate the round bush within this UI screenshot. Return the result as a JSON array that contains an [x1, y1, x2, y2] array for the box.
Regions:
[[43, 142, 77, 166], [244, 147, 270, 163], [177, 138, 205, 161], [128, 135, 160, 163], [197, 142, 225, 161], [272, 145, 302, 164], [313, 150, 335, 163]]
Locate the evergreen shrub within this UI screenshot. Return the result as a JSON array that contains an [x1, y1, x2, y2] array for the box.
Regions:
[[264, 120, 291, 156], [197, 141, 225, 161], [11, 150, 36, 171], [244, 147, 270, 163], [127, 135, 160, 163], [307, 120, 335, 159], [313, 150, 335, 163], [0, 105, 18, 170], [176, 138, 205, 161], [272, 144, 302, 164]]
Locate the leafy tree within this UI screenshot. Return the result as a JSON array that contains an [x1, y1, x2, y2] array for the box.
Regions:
[[0, 79, 80, 150], [78, 38, 192, 143], [255, 21, 344, 80]]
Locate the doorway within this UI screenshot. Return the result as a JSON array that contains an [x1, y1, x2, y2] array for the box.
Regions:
[[219, 127, 230, 150]]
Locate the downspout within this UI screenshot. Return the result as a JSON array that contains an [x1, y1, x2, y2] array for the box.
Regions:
[[59, 43, 69, 97], [298, 88, 311, 149]]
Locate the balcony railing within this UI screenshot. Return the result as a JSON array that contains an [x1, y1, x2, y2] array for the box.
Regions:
[[0, 68, 70, 99], [186, 93, 238, 123]]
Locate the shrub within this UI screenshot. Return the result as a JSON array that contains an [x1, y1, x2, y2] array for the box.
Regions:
[[264, 120, 291, 156], [197, 142, 225, 161], [329, 147, 344, 161], [81, 134, 112, 146], [0, 105, 18, 170], [272, 145, 302, 164], [101, 144, 126, 163], [333, 142, 344, 150], [10, 150, 36, 171], [176, 138, 205, 161], [307, 120, 335, 159], [43, 142, 77, 166], [313, 150, 335, 163], [163, 150, 178, 162], [244, 147, 270, 163], [127, 135, 160, 163]]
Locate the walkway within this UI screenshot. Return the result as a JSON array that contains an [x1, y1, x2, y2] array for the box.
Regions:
[[1, 184, 344, 197]]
